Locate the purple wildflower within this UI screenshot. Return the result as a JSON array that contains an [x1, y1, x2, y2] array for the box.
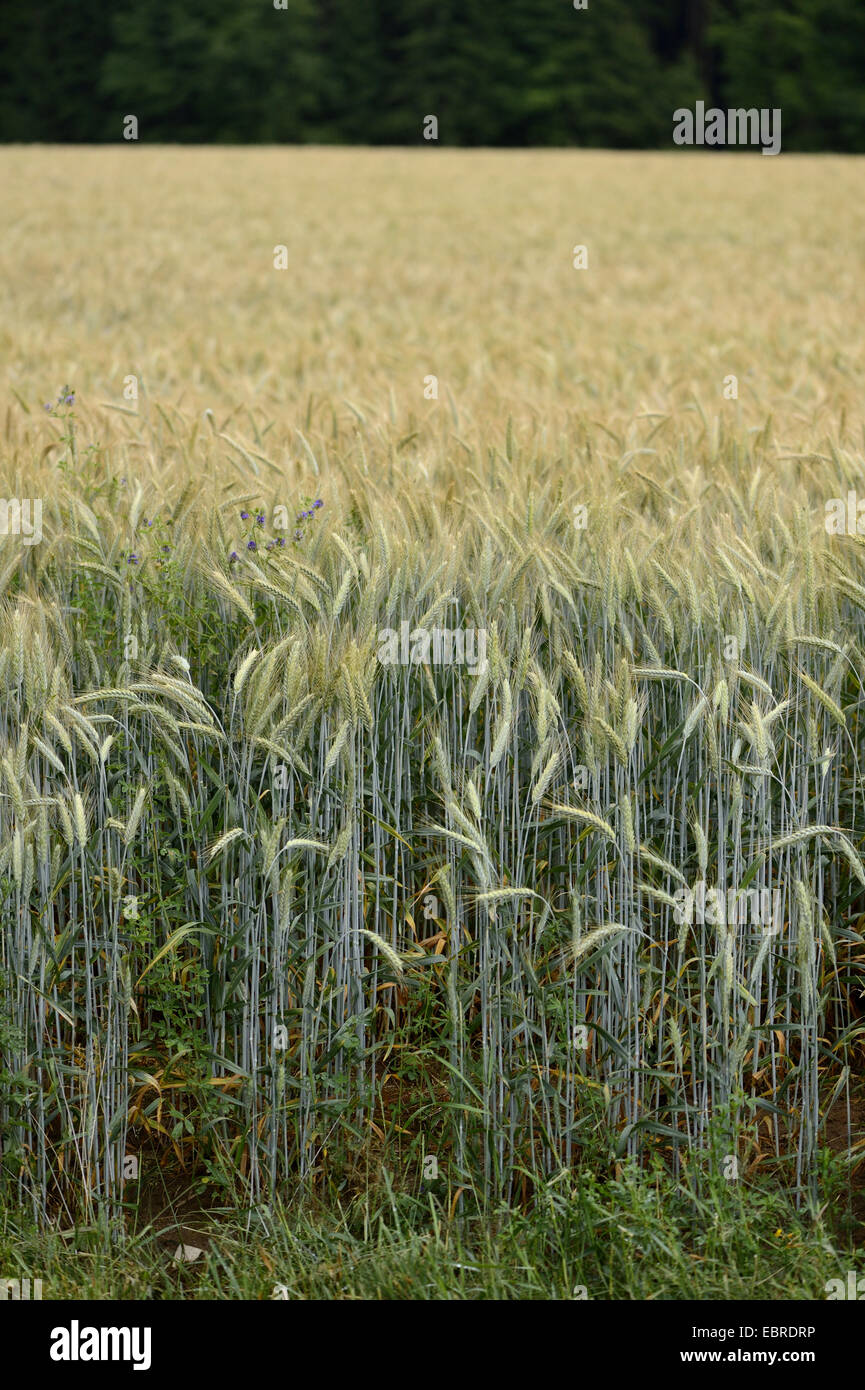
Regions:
[[256, 513, 265, 526], [240, 511, 249, 520], [247, 540, 257, 551]]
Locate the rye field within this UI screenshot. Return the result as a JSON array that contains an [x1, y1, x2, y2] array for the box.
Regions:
[[1, 147, 864, 1297]]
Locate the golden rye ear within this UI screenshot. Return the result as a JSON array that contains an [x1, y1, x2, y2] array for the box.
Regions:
[[1, 149, 861, 1246]]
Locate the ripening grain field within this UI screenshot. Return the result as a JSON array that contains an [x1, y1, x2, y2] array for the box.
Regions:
[[1, 148, 864, 1297]]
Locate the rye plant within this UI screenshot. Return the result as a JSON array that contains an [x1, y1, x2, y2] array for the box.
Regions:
[[1, 423, 863, 1222]]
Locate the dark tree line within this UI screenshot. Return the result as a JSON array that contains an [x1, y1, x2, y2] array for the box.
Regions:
[[1, 0, 863, 149]]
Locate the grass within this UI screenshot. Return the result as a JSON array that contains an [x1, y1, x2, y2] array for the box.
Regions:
[[0, 1145, 859, 1300], [0, 147, 864, 1296]]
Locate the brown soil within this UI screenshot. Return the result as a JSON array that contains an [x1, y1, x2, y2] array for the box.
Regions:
[[823, 1089, 865, 1240]]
